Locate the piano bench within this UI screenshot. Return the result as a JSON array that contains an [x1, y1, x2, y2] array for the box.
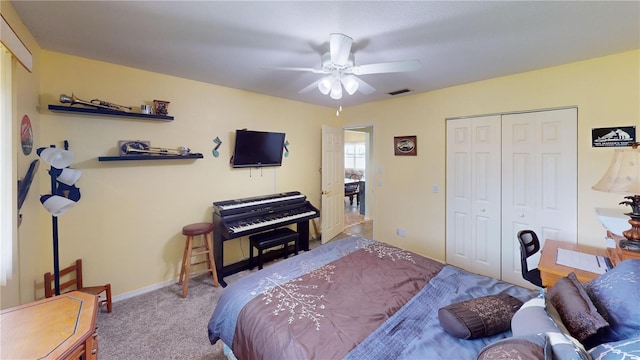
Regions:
[[249, 228, 299, 270]]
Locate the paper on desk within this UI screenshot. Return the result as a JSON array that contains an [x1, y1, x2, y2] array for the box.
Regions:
[[555, 248, 610, 274]]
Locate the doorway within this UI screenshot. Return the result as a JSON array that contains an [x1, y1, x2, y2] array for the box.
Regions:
[[343, 127, 373, 238]]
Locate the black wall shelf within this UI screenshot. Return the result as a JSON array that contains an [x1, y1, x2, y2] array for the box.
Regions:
[[48, 105, 174, 121], [98, 154, 203, 162]]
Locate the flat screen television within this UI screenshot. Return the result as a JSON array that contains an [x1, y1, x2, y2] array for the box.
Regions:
[[231, 129, 286, 168]]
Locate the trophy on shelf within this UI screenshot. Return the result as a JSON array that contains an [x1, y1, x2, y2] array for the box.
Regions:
[[153, 100, 170, 115]]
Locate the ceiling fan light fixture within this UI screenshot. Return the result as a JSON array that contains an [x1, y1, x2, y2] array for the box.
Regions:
[[342, 75, 359, 95], [318, 77, 332, 95], [330, 80, 343, 100]]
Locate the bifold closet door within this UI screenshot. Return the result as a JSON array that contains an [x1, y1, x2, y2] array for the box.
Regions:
[[501, 108, 577, 287], [446, 115, 502, 279]]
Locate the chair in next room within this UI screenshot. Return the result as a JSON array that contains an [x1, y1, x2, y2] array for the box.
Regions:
[[517, 230, 545, 288], [44, 258, 112, 313]]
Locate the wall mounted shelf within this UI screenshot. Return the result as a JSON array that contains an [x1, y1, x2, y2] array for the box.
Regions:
[[98, 154, 203, 162], [48, 105, 174, 121]]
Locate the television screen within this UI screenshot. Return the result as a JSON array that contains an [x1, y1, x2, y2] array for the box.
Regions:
[[231, 129, 286, 168]]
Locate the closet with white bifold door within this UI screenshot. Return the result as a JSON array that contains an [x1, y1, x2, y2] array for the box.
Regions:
[[445, 107, 577, 288]]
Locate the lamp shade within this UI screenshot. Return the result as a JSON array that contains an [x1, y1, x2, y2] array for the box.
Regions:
[[592, 146, 640, 194], [341, 75, 359, 95], [40, 195, 76, 217], [330, 80, 342, 100], [37, 147, 75, 169], [318, 77, 332, 95], [56, 168, 82, 186]]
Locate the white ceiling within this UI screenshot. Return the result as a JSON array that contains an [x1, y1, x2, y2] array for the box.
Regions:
[[11, 1, 640, 109]]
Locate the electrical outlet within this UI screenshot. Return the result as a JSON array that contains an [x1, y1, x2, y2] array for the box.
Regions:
[[396, 228, 407, 237]]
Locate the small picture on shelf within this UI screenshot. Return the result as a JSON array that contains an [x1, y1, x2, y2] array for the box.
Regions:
[[153, 100, 170, 115]]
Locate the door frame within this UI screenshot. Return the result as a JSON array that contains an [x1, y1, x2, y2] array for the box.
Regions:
[[321, 123, 375, 243], [344, 124, 374, 222]]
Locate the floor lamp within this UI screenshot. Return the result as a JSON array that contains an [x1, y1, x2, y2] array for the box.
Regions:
[[37, 141, 81, 295]]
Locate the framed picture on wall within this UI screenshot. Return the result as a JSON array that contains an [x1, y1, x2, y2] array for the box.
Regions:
[[394, 136, 417, 156]]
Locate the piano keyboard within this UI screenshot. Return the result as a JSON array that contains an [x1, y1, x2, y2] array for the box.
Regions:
[[229, 210, 318, 234], [213, 191, 320, 286], [217, 193, 305, 210]]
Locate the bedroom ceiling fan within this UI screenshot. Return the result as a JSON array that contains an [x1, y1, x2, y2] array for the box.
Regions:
[[266, 33, 421, 101]]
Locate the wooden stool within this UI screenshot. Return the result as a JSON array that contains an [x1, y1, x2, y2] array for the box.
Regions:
[[178, 222, 219, 298]]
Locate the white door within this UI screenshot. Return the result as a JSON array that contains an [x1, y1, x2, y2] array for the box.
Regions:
[[501, 108, 577, 286], [321, 125, 345, 244], [446, 115, 502, 279]]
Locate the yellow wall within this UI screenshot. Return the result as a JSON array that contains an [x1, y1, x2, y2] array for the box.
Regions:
[[2, 1, 639, 307], [339, 50, 640, 260], [35, 51, 333, 300], [345, 130, 366, 143]]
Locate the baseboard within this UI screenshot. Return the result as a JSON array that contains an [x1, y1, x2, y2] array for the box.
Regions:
[[111, 277, 178, 303]]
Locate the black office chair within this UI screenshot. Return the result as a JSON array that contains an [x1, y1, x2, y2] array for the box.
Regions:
[[517, 230, 545, 288]]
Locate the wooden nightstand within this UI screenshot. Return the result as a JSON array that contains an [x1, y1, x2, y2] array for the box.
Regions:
[[0, 291, 98, 359], [606, 231, 640, 266]]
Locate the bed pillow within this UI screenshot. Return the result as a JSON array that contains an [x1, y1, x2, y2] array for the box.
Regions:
[[511, 297, 590, 360], [438, 293, 523, 339], [583, 259, 640, 345], [546, 272, 609, 343], [477, 333, 552, 360], [588, 337, 640, 359]]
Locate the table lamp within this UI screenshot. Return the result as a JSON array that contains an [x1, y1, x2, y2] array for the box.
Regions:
[[592, 142, 640, 252]]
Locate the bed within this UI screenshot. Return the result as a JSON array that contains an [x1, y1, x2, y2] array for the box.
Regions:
[[208, 236, 640, 360]]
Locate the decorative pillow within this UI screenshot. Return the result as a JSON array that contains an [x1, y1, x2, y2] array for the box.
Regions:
[[588, 337, 640, 359], [512, 297, 590, 360], [584, 259, 640, 345], [546, 272, 609, 342], [477, 334, 552, 360], [438, 293, 523, 339]]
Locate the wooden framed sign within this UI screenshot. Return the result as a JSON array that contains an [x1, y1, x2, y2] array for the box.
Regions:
[[394, 136, 417, 156]]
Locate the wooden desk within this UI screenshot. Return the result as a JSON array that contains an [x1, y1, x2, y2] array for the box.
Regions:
[[538, 239, 608, 287], [605, 231, 640, 266], [0, 291, 98, 359]]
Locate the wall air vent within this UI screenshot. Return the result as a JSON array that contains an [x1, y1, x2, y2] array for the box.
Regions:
[[387, 89, 412, 96]]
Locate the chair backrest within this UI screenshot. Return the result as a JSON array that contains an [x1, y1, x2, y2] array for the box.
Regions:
[[345, 182, 359, 194], [44, 259, 83, 298], [517, 230, 540, 274], [518, 230, 540, 258]]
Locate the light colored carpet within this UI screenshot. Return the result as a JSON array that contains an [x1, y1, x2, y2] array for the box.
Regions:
[[97, 270, 247, 360]]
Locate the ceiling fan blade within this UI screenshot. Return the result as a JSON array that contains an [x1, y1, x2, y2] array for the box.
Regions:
[[329, 33, 353, 65], [299, 79, 322, 94], [351, 59, 421, 75], [262, 66, 327, 74], [352, 77, 375, 94]]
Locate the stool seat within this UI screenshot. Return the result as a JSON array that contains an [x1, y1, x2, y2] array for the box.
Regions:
[[249, 228, 299, 270], [182, 222, 214, 236], [179, 222, 218, 298]]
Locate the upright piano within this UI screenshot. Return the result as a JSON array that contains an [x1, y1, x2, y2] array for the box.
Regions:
[[212, 191, 319, 286]]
